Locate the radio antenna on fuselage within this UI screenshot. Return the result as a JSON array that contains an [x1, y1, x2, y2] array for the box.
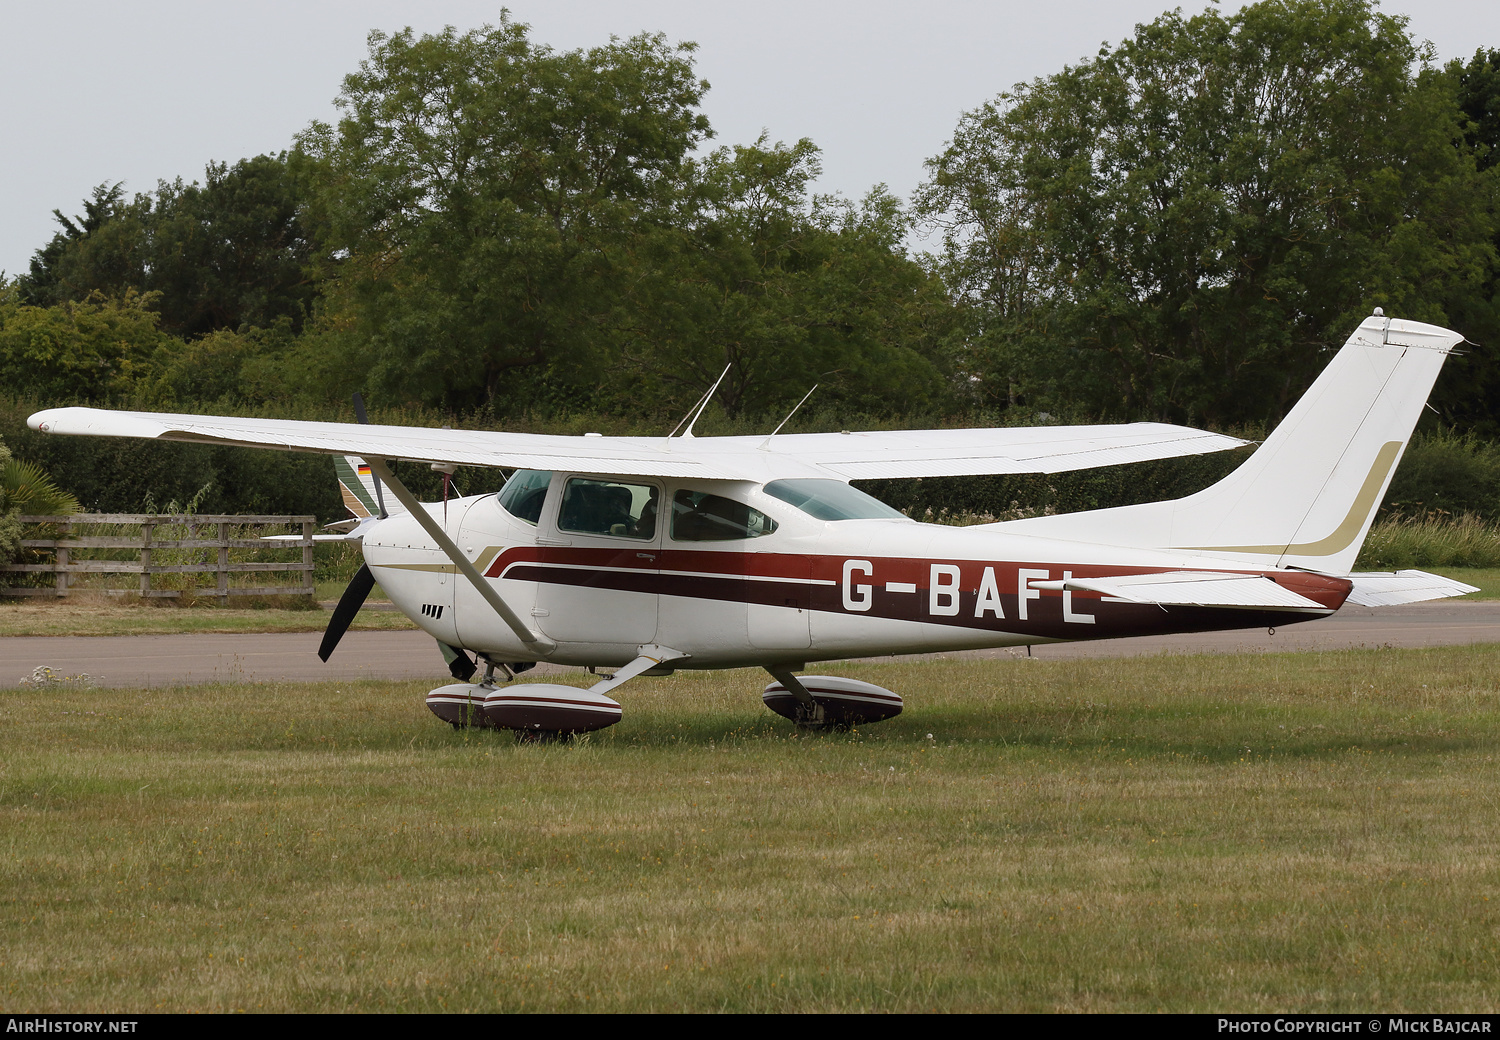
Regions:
[[666, 363, 733, 445], [759, 385, 819, 450], [351, 392, 389, 518]]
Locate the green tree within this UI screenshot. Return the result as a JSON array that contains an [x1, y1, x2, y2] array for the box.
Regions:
[[607, 137, 953, 417], [0, 440, 23, 565], [1431, 48, 1500, 436], [917, 0, 1499, 426], [299, 19, 712, 411], [0, 290, 176, 402], [1457, 48, 1500, 172], [19, 184, 134, 304], [20, 155, 319, 338], [0, 435, 80, 567]]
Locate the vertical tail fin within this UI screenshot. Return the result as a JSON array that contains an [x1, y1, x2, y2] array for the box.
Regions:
[[334, 455, 406, 522], [1005, 315, 1464, 574]]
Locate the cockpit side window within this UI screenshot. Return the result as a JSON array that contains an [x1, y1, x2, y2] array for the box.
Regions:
[[762, 479, 907, 521], [497, 470, 552, 526], [671, 490, 778, 541], [558, 478, 659, 539]]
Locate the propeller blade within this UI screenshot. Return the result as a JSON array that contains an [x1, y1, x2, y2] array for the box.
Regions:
[[319, 563, 376, 662]]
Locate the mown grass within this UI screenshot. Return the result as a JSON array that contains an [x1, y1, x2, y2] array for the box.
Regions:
[[1438, 568, 1500, 599], [3, 649, 1500, 1012]]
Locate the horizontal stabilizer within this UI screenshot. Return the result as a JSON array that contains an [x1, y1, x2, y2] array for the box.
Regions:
[[260, 533, 358, 543], [1031, 571, 1330, 612], [1344, 570, 1479, 607]]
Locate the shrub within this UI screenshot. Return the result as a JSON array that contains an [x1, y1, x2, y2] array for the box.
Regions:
[[1382, 429, 1500, 519], [1355, 513, 1500, 569]]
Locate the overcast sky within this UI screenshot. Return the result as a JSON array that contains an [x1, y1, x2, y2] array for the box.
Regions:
[[4, 0, 1497, 278]]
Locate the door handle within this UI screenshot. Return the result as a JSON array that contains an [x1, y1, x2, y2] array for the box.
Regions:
[[637, 552, 656, 561]]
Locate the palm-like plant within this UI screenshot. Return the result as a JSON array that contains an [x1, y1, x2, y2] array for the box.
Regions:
[[0, 456, 81, 516], [0, 447, 79, 569]]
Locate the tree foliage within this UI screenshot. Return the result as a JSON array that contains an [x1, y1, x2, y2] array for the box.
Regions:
[[0, 289, 176, 402], [918, 0, 1500, 425], [20, 155, 318, 338], [1433, 47, 1500, 436], [603, 137, 953, 416], [299, 21, 953, 417], [299, 20, 713, 411]]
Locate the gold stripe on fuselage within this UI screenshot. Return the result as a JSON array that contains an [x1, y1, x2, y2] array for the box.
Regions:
[[371, 546, 503, 576]]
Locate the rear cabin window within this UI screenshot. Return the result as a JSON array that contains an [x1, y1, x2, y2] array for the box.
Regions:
[[558, 478, 659, 539], [762, 479, 907, 521], [497, 470, 552, 526], [671, 490, 778, 541]]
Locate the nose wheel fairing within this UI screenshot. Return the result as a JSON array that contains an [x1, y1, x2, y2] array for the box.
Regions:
[[425, 646, 689, 738]]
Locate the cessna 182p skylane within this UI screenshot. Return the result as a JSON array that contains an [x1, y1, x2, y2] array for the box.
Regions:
[[28, 313, 1478, 735]]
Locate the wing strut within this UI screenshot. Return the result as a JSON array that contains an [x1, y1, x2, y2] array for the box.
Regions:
[[365, 458, 557, 654]]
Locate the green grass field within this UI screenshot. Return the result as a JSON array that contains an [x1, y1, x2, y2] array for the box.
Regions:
[[3, 648, 1499, 1012], [1445, 568, 1500, 598]]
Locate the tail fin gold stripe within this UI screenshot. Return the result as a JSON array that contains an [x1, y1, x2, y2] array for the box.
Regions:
[[1186, 441, 1402, 557]]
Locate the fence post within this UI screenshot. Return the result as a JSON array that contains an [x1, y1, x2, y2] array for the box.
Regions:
[[140, 520, 154, 598], [55, 517, 70, 598], [302, 519, 315, 598], [217, 521, 230, 606]]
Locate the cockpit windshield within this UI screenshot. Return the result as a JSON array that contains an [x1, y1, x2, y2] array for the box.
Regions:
[[762, 479, 907, 521], [497, 470, 552, 526]]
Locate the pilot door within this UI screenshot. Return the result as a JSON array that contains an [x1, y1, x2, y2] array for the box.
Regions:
[[533, 476, 662, 645]]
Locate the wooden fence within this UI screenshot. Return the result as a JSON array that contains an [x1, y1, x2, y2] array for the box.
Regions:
[[1, 514, 317, 602]]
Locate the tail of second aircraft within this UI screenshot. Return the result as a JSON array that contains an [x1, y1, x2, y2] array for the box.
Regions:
[[1002, 313, 1465, 575], [333, 455, 406, 527]]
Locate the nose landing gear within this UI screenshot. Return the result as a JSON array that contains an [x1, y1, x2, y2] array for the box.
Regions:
[[425, 645, 689, 740]]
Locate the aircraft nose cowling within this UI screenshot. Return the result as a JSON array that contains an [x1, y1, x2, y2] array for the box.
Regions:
[[482, 684, 623, 733], [763, 676, 903, 726]]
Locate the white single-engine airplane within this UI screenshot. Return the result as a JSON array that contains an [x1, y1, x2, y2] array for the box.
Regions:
[[28, 313, 1477, 736]]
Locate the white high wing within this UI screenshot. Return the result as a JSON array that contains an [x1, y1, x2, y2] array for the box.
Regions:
[[29, 313, 1476, 735]]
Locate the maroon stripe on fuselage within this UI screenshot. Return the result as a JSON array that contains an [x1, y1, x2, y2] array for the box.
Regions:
[[481, 545, 1351, 638]]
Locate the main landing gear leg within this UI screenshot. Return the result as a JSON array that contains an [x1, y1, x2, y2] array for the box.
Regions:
[[762, 670, 904, 729], [765, 666, 828, 729], [589, 645, 690, 696]]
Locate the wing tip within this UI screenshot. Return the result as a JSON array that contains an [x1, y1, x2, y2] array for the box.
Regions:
[[29, 407, 171, 439]]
